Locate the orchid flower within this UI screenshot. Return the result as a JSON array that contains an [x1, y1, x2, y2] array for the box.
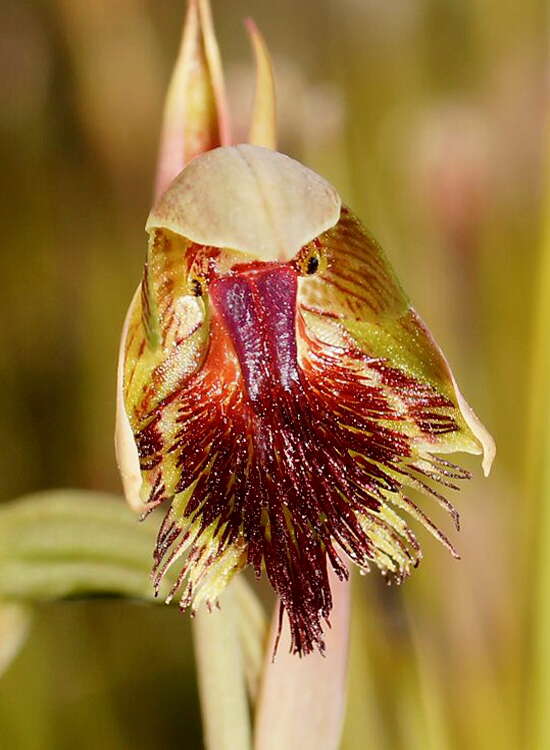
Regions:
[[115, 0, 494, 743]]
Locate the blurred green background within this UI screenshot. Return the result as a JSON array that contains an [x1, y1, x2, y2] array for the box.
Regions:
[[0, 0, 547, 747]]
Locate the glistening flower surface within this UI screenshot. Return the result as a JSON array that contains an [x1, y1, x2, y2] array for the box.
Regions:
[[118, 144, 494, 655]]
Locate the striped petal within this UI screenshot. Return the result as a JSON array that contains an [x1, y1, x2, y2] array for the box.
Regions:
[[297, 206, 495, 470]]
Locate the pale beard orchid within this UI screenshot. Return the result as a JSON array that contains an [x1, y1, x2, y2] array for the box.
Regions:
[[116, 0, 494, 658]]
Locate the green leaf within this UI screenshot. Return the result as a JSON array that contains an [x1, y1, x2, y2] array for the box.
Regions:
[[0, 488, 269, 746], [0, 489, 163, 603], [0, 488, 268, 681]]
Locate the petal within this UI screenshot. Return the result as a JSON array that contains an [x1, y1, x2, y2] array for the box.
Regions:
[[157, 489, 247, 613], [246, 19, 277, 150], [154, 0, 231, 199], [148, 144, 341, 261], [115, 285, 144, 512], [116, 228, 211, 513], [298, 206, 495, 473]]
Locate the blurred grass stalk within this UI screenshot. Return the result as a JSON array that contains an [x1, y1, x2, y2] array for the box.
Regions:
[[528, 112, 550, 749], [0, 604, 31, 678]]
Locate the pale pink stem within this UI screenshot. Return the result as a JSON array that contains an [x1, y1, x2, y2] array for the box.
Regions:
[[254, 568, 351, 750]]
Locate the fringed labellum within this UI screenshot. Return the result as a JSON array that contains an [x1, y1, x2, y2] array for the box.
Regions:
[[116, 2, 494, 657]]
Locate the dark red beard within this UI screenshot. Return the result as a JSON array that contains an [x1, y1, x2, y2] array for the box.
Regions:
[[137, 264, 467, 655]]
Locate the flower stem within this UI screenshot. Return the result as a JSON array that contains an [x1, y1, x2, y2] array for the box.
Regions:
[[254, 568, 351, 750], [192, 582, 252, 750]]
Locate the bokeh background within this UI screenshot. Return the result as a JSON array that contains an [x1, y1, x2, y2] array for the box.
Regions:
[[0, 0, 547, 747]]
